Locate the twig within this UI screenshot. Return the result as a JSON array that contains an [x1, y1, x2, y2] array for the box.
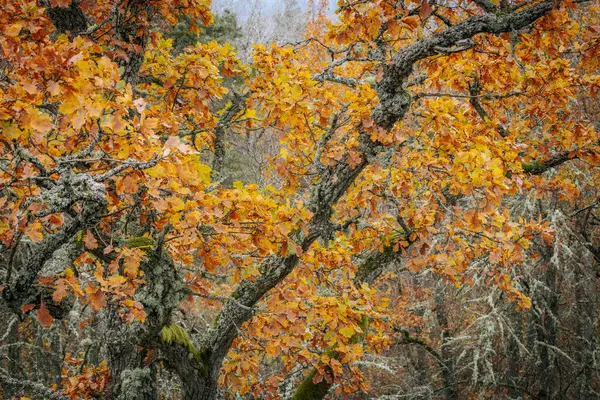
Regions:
[[185, 289, 254, 311]]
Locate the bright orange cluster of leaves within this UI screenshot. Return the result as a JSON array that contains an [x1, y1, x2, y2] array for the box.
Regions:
[[61, 354, 109, 399]]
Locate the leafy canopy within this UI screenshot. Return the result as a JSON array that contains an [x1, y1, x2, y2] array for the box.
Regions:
[[0, 0, 599, 398]]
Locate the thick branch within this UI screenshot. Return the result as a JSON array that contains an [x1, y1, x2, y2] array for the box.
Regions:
[[2, 175, 107, 313], [374, 0, 556, 128], [312, 72, 360, 88], [471, 0, 499, 13], [523, 152, 575, 175]]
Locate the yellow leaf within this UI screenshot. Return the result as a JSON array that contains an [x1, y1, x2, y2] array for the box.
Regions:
[[291, 84, 303, 100], [58, 95, 81, 115], [5, 22, 24, 37], [233, 180, 244, 190], [25, 221, 44, 242], [196, 163, 211, 183], [108, 275, 127, 286], [339, 326, 355, 338], [28, 109, 54, 134], [1, 123, 22, 140]]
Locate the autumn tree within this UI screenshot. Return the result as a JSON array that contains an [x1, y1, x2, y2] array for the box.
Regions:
[[167, 8, 243, 55], [0, 0, 599, 399]]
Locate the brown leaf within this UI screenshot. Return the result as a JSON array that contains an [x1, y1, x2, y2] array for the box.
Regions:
[[420, 1, 433, 19], [84, 229, 98, 249], [52, 279, 68, 303], [21, 303, 36, 312], [37, 301, 54, 328], [89, 288, 107, 311]]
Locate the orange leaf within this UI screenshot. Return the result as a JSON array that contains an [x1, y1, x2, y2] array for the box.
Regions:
[[312, 372, 324, 384], [48, 214, 63, 227], [21, 303, 36, 312], [28, 109, 54, 134], [37, 301, 54, 328], [123, 248, 144, 277], [89, 288, 107, 311], [84, 230, 98, 249], [47, 81, 61, 96], [25, 221, 44, 242], [53, 279, 68, 303], [50, 0, 71, 6], [130, 302, 146, 322], [419, 1, 433, 19], [121, 175, 139, 194]]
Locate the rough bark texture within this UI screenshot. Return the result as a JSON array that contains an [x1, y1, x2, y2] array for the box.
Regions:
[[536, 249, 559, 400], [211, 92, 248, 176], [575, 266, 596, 399], [435, 283, 458, 400], [2, 174, 107, 314], [115, 2, 153, 86]]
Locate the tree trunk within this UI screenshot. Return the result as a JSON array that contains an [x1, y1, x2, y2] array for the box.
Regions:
[[535, 247, 559, 400], [435, 282, 457, 400], [4, 316, 21, 399], [575, 265, 596, 398], [506, 306, 522, 398]]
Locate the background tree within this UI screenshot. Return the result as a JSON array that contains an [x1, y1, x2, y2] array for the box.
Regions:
[[167, 9, 243, 55]]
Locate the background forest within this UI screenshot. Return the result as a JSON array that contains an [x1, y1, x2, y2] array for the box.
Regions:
[[1, 0, 600, 399]]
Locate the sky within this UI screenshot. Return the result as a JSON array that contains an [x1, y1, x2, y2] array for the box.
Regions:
[[212, 0, 339, 18], [262, 0, 338, 12]]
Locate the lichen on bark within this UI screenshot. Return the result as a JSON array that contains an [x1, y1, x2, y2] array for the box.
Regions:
[[117, 368, 155, 400]]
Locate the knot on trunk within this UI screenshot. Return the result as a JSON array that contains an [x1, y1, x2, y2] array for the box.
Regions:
[[372, 87, 412, 130]]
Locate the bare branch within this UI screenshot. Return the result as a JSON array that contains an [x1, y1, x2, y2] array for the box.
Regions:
[[468, 78, 510, 137], [93, 155, 159, 182]]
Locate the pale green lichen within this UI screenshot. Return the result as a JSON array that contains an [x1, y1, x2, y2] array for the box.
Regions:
[[125, 236, 155, 251], [117, 368, 155, 400], [292, 368, 331, 400], [522, 160, 544, 175], [160, 324, 208, 375], [160, 324, 197, 355]]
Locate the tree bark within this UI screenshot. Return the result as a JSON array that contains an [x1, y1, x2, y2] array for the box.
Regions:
[[574, 264, 595, 398], [435, 282, 458, 400]]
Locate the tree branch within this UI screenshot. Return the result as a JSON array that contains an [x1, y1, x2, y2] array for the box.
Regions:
[[373, 0, 558, 128], [471, 0, 498, 13]]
